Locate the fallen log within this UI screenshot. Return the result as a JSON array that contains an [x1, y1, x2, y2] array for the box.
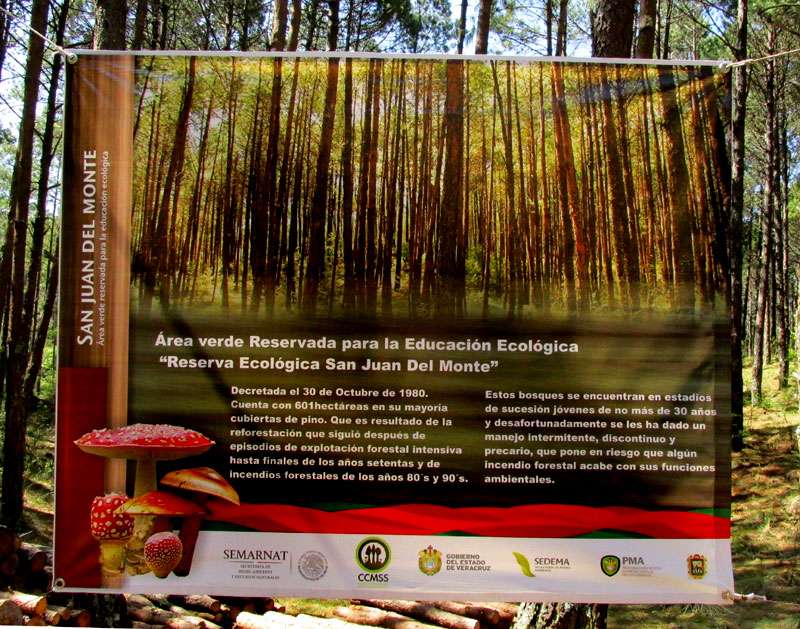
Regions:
[[334, 605, 437, 629], [128, 603, 180, 626], [65, 609, 92, 627], [3, 592, 48, 617], [0, 554, 19, 576], [41, 606, 63, 626], [296, 613, 370, 628], [172, 595, 222, 614], [23, 616, 46, 626], [469, 602, 518, 623], [164, 615, 211, 629], [429, 602, 500, 625], [234, 611, 273, 629], [18, 545, 49, 574], [357, 600, 479, 629], [0, 527, 20, 559], [0, 599, 23, 626]]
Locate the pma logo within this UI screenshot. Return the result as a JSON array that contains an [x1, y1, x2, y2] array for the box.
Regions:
[[356, 537, 391, 583], [601, 555, 620, 577]]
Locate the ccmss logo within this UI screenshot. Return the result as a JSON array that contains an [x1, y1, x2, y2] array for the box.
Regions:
[[356, 537, 391, 583]]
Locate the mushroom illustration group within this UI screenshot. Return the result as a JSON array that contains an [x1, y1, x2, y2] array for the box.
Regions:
[[77, 424, 237, 582]]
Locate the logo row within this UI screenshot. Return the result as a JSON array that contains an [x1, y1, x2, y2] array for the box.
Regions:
[[292, 538, 708, 582]]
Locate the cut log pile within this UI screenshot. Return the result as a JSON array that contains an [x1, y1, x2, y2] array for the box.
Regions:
[[233, 600, 519, 629], [127, 593, 283, 629], [0, 526, 52, 595]]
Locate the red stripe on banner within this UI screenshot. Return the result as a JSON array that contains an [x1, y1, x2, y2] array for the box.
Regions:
[[54, 367, 108, 589], [206, 502, 729, 539]]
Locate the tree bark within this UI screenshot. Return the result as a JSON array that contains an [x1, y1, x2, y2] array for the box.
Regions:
[[475, 0, 493, 54], [436, 59, 465, 317], [0, 0, 48, 529], [94, 0, 127, 49], [729, 0, 747, 447], [301, 1, 340, 315], [592, 0, 636, 57]]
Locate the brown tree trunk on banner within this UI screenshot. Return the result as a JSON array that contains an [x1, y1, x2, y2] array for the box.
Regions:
[[365, 60, 382, 316], [341, 58, 356, 314], [153, 56, 196, 309], [599, 65, 638, 312], [0, 0, 48, 528], [551, 62, 589, 314], [657, 65, 695, 312], [355, 59, 376, 313], [264, 57, 287, 314], [490, 62, 518, 316], [436, 59, 464, 318], [302, 1, 339, 315], [382, 60, 405, 317]]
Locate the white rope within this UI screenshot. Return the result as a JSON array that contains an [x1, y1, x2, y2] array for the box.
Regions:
[[722, 46, 800, 70], [0, 4, 77, 63]]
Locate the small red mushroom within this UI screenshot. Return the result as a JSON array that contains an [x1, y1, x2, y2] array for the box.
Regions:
[[143, 532, 182, 578], [160, 467, 240, 576], [90, 493, 134, 588]]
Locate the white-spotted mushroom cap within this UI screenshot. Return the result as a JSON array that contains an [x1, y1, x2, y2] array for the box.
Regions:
[[143, 531, 183, 578], [116, 490, 207, 517], [90, 494, 134, 541], [161, 467, 240, 505], [75, 424, 214, 460]]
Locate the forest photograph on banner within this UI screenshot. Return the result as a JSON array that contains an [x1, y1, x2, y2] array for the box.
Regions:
[[55, 52, 733, 603]]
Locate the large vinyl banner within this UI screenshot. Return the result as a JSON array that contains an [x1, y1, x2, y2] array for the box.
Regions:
[[56, 52, 734, 603]]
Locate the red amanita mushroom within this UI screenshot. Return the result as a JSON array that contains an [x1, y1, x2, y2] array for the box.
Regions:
[[75, 424, 215, 497], [90, 493, 134, 588], [117, 490, 207, 529], [160, 467, 240, 576], [76, 424, 214, 574], [144, 531, 183, 578]]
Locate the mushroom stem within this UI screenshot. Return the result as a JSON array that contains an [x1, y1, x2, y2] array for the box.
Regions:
[[134, 460, 157, 497], [173, 515, 202, 577], [98, 540, 127, 588]]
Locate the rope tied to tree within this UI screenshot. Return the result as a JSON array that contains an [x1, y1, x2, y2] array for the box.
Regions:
[[721, 46, 800, 70], [0, 4, 76, 63]]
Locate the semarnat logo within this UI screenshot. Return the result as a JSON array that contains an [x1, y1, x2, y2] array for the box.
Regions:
[[223, 549, 289, 562]]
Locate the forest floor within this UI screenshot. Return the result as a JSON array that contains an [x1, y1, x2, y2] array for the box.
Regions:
[[12, 363, 800, 628]]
